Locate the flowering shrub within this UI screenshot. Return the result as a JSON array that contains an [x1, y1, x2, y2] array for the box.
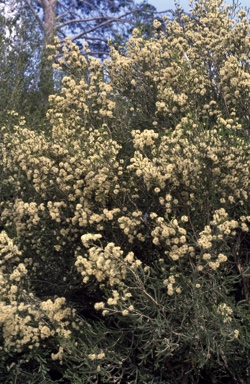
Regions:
[[0, 0, 250, 382]]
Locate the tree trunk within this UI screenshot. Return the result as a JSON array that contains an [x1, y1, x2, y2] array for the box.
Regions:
[[39, 0, 57, 100], [41, 0, 57, 45]]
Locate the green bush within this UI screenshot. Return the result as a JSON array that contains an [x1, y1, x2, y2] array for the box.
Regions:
[[0, 0, 249, 382]]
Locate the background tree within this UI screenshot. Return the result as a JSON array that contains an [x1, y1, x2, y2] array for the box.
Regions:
[[0, 1, 43, 126], [1, 0, 166, 111], [23, 0, 159, 52], [22, 0, 163, 96]]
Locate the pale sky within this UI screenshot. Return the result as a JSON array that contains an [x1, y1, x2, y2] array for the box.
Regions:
[[139, 0, 250, 12]]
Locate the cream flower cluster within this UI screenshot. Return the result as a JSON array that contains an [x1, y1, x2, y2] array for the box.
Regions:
[[76, 235, 141, 286], [0, 231, 21, 270], [0, 292, 75, 353], [0, 289, 75, 354], [163, 274, 182, 296], [0, 232, 75, 354], [217, 303, 233, 323]]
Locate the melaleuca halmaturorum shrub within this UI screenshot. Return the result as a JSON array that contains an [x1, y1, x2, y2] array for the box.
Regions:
[[0, 0, 250, 382]]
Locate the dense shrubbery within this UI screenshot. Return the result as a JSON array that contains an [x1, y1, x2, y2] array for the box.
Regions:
[[0, 0, 250, 382]]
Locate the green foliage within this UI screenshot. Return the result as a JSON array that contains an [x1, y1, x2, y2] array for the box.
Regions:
[[0, 0, 250, 383], [0, 3, 45, 126]]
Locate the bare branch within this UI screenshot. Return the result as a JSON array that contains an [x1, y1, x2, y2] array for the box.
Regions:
[[69, 20, 124, 42], [56, 0, 77, 18], [56, 10, 134, 29], [68, 13, 136, 42], [23, 0, 44, 31], [82, 36, 108, 42], [85, 51, 109, 56], [77, 0, 103, 14], [57, 16, 111, 29], [56, 11, 71, 20]]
